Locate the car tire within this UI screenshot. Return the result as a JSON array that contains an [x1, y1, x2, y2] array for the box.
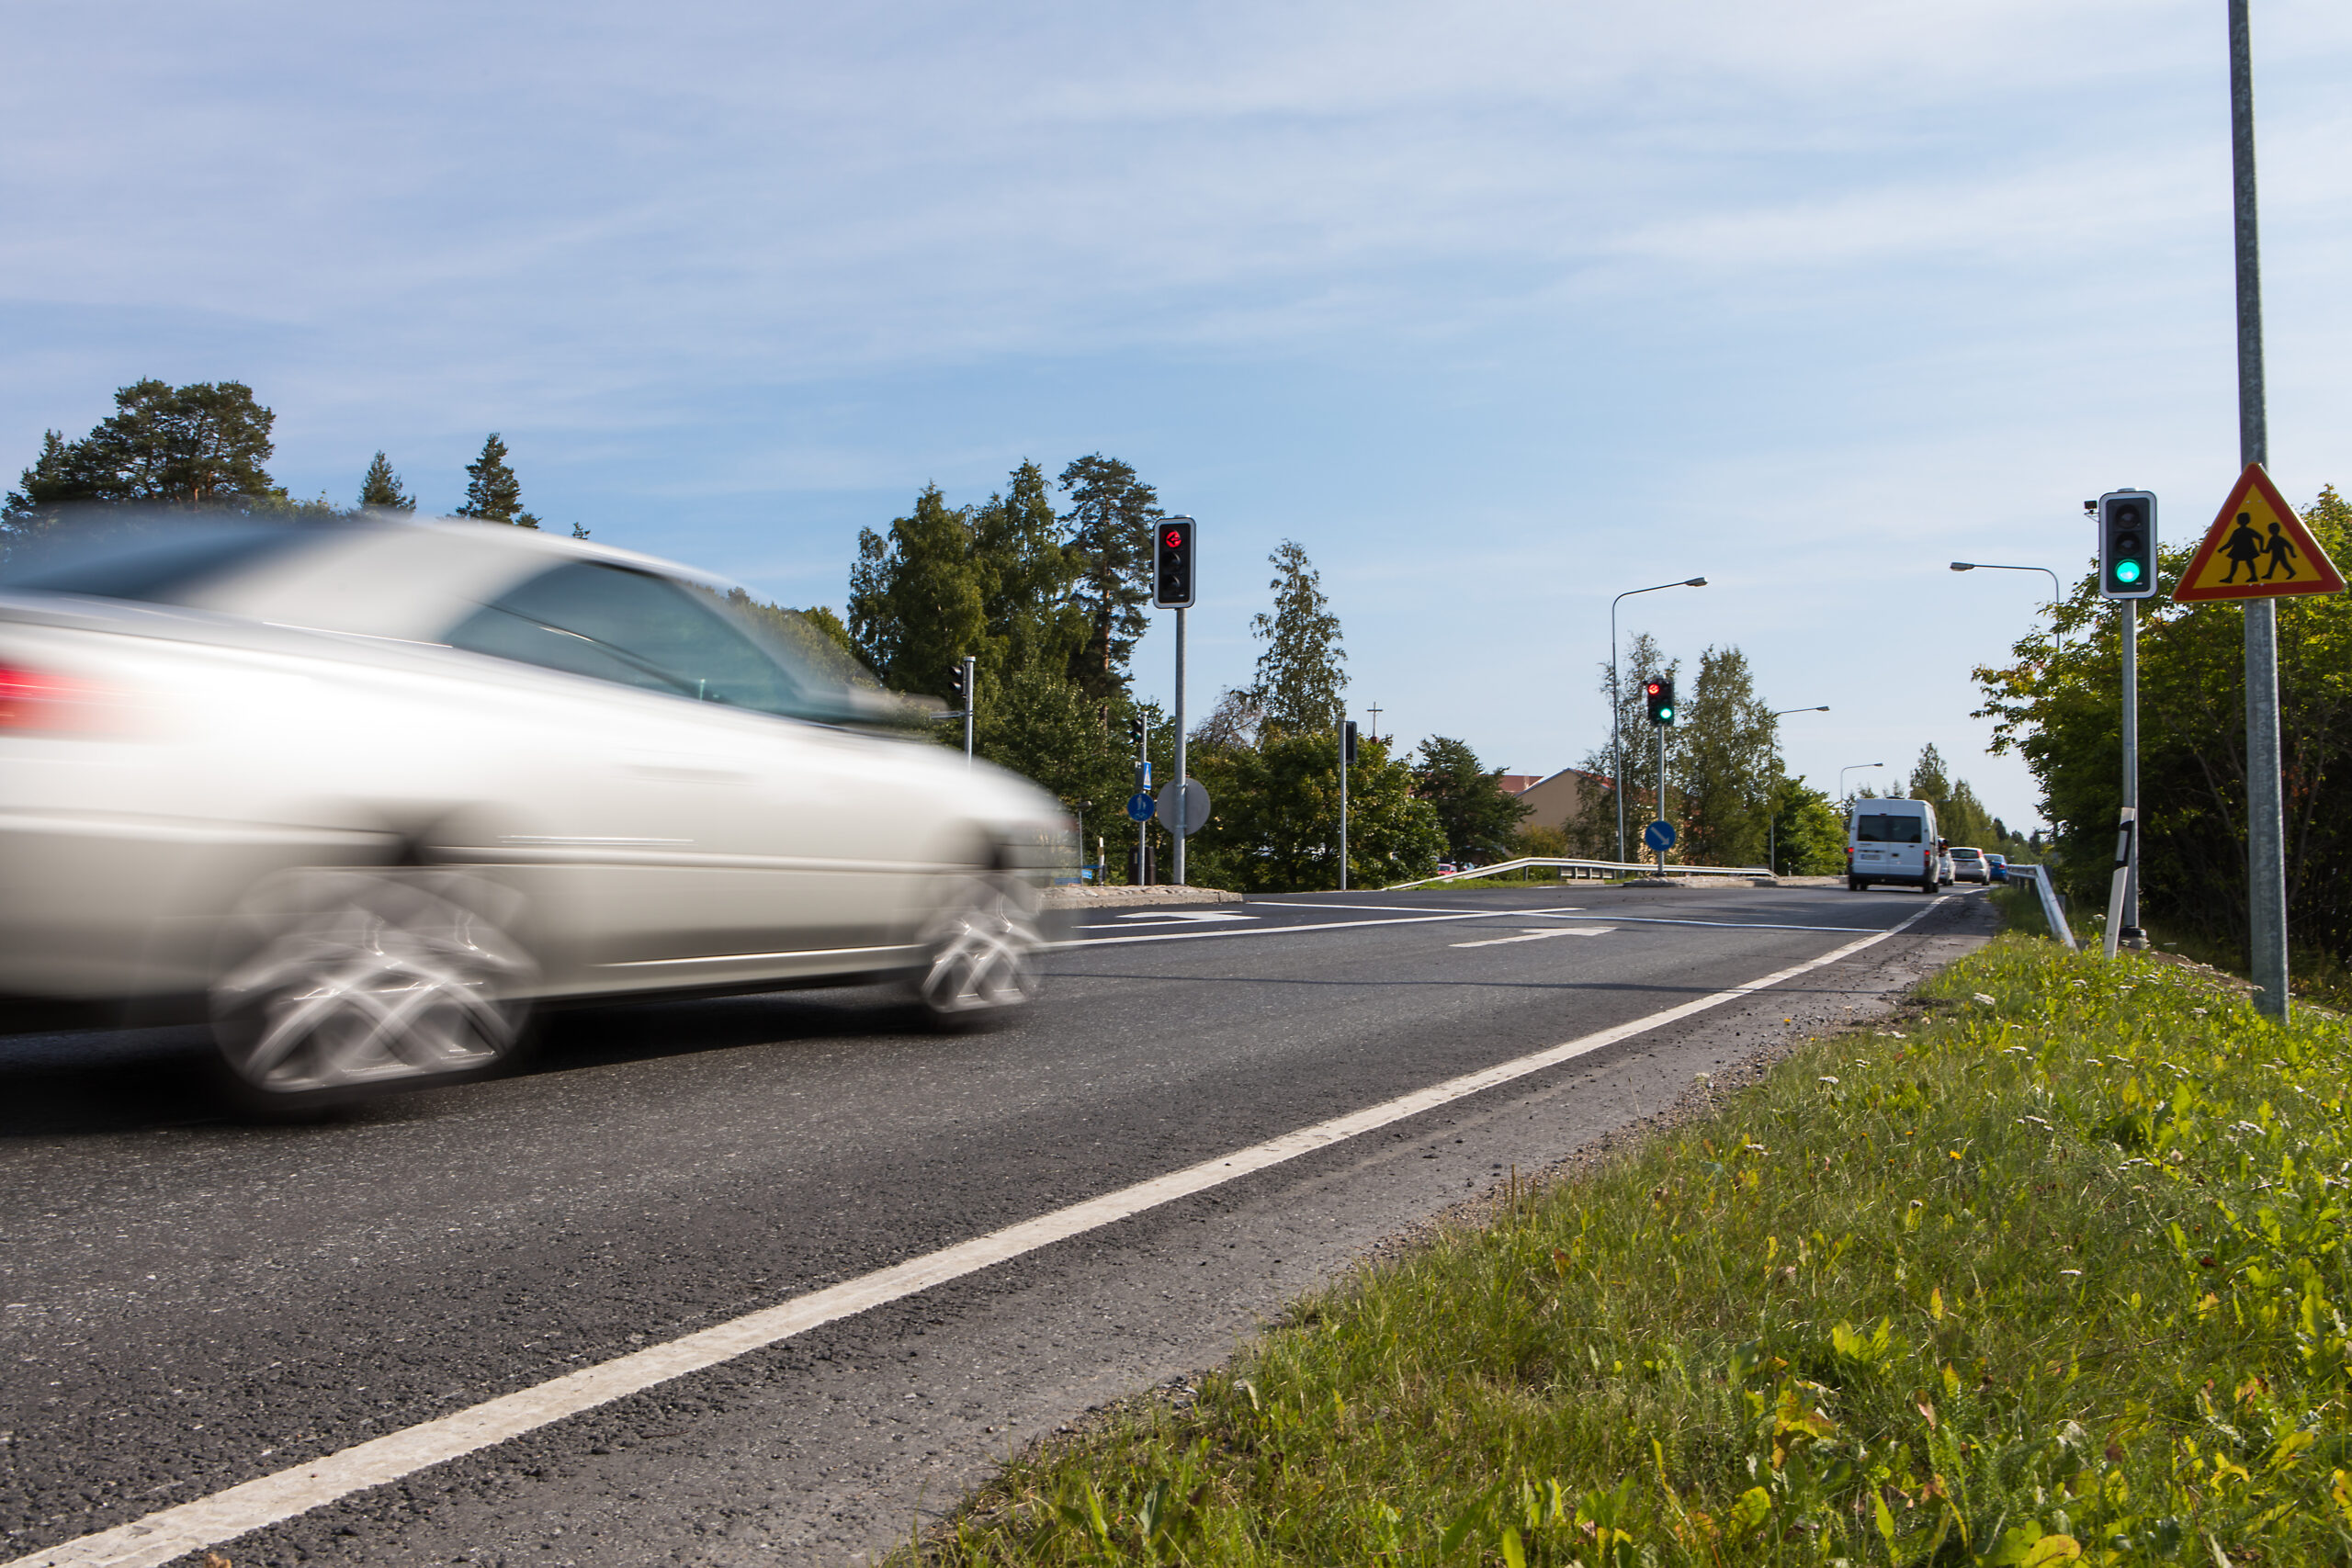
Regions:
[[1849, 877, 1864, 892], [209, 868, 537, 1112], [910, 872, 1044, 1028]]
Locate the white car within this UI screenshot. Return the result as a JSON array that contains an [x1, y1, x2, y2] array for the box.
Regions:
[[0, 513, 1068, 1109], [1948, 845, 1988, 883]]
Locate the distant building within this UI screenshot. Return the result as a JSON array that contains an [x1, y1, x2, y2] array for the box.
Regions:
[[1506, 767, 1612, 832]]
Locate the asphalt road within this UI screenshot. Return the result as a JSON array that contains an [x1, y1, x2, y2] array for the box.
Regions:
[[0, 881, 1995, 1567]]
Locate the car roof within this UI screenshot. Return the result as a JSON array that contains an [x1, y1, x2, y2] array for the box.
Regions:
[[173, 516, 730, 641]]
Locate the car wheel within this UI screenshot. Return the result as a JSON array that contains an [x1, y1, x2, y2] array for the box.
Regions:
[[209, 868, 537, 1111], [912, 873, 1044, 1025]]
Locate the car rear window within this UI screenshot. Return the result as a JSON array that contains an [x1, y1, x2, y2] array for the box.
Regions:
[[0, 520, 338, 604], [1951, 848, 1981, 859], [1855, 814, 1923, 843]]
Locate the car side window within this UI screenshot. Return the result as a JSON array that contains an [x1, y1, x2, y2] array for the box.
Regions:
[[446, 561, 808, 718]]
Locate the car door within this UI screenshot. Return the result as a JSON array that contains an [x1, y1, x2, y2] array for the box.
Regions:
[[440, 559, 918, 990]]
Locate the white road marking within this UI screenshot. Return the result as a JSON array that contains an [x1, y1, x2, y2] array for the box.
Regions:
[[1522, 914, 1898, 934], [1450, 927, 1617, 948], [1095, 910, 1258, 926], [1055, 904, 1600, 950], [6, 899, 1951, 1568]]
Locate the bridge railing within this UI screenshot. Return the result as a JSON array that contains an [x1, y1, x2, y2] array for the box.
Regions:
[[1385, 857, 1775, 891]]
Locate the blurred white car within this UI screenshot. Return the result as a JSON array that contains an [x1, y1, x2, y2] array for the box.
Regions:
[[0, 513, 1069, 1108]]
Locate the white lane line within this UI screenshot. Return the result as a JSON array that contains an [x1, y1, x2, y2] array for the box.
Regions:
[[1054, 904, 1609, 950], [1521, 914, 1900, 934], [1450, 927, 1617, 949], [7, 898, 1951, 1568]]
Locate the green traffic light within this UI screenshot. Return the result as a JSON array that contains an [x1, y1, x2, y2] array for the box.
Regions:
[[2116, 560, 2142, 584], [1659, 706, 1674, 721]]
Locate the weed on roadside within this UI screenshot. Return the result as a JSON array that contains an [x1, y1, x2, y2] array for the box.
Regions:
[[923, 935, 2352, 1565]]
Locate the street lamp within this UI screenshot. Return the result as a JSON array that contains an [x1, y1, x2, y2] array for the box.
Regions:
[[1839, 762, 1885, 805], [1611, 577, 1708, 863], [1950, 561, 2065, 651], [1764, 705, 1830, 875]]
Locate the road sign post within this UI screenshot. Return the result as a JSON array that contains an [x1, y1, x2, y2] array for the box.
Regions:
[[2228, 0, 2288, 1019], [1155, 518, 1196, 886]]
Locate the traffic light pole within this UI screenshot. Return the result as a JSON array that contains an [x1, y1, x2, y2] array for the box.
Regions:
[[2230, 0, 2289, 1019], [1172, 608, 1187, 886], [2120, 599, 2144, 948], [961, 654, 976, 767], [1338, 717, 1349, 893], [1656, 724, 1667, 875]]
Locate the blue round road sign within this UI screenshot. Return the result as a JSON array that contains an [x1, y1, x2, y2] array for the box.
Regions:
[[1643, 819, 1677, 852], [1125, 791, 1156, 822]]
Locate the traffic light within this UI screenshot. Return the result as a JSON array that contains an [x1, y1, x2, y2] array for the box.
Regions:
[[2098, 490, 2158, 599], [1128, 715, 1146, 750], [1342, 720, 1358, 764], [1645, 675, 1676, 726], [1153, 517, 1196, 608], [946, 662, 967, 705]]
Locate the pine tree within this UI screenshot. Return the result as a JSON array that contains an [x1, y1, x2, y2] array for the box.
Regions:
[[5, 380, 277, 514], [356, 451, 414, 512], [1250, 540, 1346, 734], [1057, 455, 1161, 701], [455, 434, 540, 528], [1412, 737, 1532, 862]]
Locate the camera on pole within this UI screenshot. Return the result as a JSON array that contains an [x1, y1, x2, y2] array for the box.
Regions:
[[1645, 676, 1676, 726], [1153, 519, 1195, 608], [2098, 490, 2159, 599]]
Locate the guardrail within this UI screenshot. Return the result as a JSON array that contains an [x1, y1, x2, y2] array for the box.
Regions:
[[1386, 857, 1776, 891], [2007, 863, 2077, 951]]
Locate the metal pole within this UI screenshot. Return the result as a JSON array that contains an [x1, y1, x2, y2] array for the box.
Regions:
[[1338, 716, 1350, 892], [2120, 598, 2144, 947], [2230, 0, 2289, 1019], [1173, 608, 1187, 886], [961, 654, 975, 768], [1656, 722, 1667, 874], [1611, 604, 1623, 865], [1136, 718, 1148, 886]]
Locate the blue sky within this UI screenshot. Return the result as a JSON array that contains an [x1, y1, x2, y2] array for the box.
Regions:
[[6, 1, 2348, 828]]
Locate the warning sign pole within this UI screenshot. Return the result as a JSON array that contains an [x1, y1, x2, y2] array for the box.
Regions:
[[2229, 0, 2289, 1020]]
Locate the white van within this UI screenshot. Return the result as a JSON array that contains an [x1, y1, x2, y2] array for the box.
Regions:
[[1848, 798, 1942, 893]]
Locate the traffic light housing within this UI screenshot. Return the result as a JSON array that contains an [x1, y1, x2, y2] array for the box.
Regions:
[[1645, 675, 1676, 726], [1342, 720, 1358, 764], [1153, 517, 1195, 608], [1128, 715, 1146, 749], [2098, 490, 2158, 599], [946, 663, 967, 705]]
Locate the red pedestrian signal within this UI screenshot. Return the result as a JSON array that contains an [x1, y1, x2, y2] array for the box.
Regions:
[[1153, 517, 1195, 608]]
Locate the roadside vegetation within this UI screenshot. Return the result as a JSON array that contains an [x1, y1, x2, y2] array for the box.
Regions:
[[926, 933, 2352, 1564]]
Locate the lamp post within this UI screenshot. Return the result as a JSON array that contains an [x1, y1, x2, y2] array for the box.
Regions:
[[1765, 705, 1830, 875], [1611, 577, 1707, 864], [1839, 762, 1885, 808], [1950, 561, 2064, 652]]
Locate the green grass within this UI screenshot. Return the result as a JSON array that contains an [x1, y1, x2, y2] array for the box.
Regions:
[[924, 936, 2352, 1565]]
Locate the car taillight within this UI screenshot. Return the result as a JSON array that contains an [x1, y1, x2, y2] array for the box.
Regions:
[[0, 663, 128, 734]]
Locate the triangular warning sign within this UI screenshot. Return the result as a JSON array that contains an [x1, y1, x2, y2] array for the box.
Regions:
[[2174, 464, 2346, 603]]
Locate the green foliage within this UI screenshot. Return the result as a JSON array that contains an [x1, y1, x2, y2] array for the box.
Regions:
[[5, 379, 282, 547], [1058, 454, 1163, 702], [1250, 540, 1347, 734], [848, 482, 989, 702], [1187, 731, 1442, 893], [1414, 737, 1532, 863], [1770, 775, 1849, 875], [453, 433, 540, 528], [1974, 486, 2352, 962], [1677, 646, 1777, 867], [933, 939, 2352, 1565], [356, 450, 415, 512]]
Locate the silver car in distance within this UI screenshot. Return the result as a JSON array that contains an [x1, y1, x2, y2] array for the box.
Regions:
[[0, 513, 1069, 1110]]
